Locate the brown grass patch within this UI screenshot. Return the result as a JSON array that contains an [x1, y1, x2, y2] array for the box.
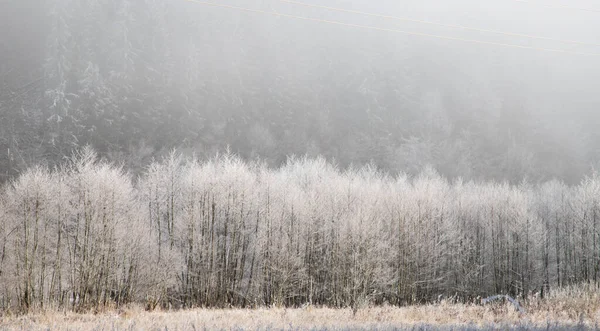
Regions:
[[1, 298, 598, 330]]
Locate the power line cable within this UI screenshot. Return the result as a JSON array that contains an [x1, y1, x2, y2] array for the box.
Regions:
[[279, 0, 600, 48], [511, 0, 600, 13], [184, 0, 600, 56]]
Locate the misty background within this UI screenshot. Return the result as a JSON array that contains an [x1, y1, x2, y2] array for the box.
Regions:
[[2, 0, 600, 183]]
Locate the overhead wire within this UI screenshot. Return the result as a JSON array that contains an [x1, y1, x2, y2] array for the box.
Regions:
[[510, 0, 600, 14], [183, 0, 600, 56], [279, 0, 600, 48]]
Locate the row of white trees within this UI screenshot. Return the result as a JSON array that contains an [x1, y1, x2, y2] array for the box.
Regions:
[[1, 149, 600, 311]]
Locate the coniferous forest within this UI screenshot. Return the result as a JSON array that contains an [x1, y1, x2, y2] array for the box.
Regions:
[[2, 0, 600, 185]]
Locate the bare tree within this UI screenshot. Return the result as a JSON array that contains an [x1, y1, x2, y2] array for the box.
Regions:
[[3, 148, 600, 311]]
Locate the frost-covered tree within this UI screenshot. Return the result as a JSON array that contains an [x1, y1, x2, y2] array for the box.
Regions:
[[4, 148, 600, 311]]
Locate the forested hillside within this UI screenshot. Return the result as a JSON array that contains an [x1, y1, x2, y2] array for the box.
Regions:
[[2, 149, 600, 311], [2, 0, 600, 183]]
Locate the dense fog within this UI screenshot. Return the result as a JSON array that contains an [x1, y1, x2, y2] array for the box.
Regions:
[[3, 0, 600, 313], [2, 0, 600, 183]]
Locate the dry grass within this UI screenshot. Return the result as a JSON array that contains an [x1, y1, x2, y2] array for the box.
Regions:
[[3, 286, 600, 331], [1, 298, 599, 331]]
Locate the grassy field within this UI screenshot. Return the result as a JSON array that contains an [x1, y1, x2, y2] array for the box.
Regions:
[[2, 286, 599, 330], [1, 298, 599, 331]]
